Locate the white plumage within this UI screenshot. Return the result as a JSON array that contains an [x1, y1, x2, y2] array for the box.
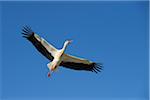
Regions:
[[22, 26, 103, 77]]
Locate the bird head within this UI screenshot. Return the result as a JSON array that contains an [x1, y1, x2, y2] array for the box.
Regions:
[[64, 39, 73, 46], [67, 39, 73, 44]]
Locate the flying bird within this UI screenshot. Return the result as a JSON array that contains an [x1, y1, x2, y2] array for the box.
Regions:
[[22, 26, 103, 77]]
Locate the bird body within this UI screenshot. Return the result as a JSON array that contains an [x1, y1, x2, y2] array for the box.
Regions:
[[22, 26, 103, 77], [47, 40, 72, 71]]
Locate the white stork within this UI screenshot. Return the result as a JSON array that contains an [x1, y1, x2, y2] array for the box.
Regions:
[[22, 26, 103, 77]]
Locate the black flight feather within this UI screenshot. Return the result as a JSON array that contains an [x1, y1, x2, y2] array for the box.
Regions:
[[60, 62, 103, 73], [22, 26, 54, 61]]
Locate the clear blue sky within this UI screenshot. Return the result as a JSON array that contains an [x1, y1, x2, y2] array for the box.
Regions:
[[0, 1, 149, 100]]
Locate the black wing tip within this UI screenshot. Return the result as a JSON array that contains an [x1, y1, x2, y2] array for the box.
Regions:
[[22, 25, 34, 38], [92, 63, 103, 73]]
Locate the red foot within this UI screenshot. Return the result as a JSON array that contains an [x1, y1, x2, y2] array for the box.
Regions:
[[48, 72, 51, 77]]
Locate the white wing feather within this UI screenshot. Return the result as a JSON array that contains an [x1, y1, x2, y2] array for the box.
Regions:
[[62, 54, 92, 64], [34, 34, 57, 57]]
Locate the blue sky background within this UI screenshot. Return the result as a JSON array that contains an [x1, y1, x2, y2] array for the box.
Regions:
[[0, 1, 149, 100]]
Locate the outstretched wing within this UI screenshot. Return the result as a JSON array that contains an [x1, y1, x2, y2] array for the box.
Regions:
[[22, 26, 57, 61], [60, 54, 103, 73]]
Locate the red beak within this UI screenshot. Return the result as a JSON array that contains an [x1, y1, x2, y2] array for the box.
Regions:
[[68, 40, 73, 43]]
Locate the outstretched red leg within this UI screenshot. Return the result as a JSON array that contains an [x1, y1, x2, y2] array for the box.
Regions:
[[47, 72, 51, 77]]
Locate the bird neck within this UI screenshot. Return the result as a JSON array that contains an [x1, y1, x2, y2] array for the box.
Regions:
[[61, 42, 68, 53]]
